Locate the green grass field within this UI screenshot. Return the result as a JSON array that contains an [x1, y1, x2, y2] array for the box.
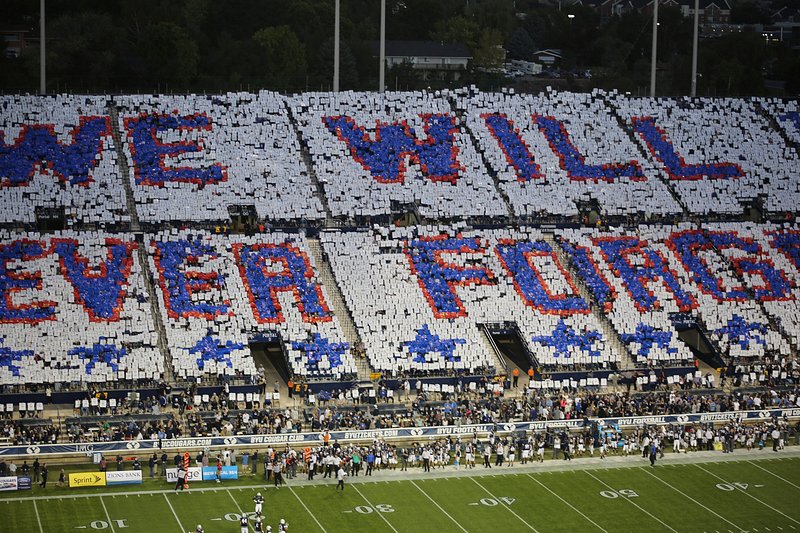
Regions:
[[3, 453, 800, 533]]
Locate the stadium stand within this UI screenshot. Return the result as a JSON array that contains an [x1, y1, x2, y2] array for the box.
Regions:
[[0, 231, 162, 385], [321, 225, 617, 373], [459, 88, 681, 218], [609, 95, 800, 215], [116, 92, 324, 223], [148, 229, 356, 381], [0, 95, 128, 225], [287, 91, 506, 221]]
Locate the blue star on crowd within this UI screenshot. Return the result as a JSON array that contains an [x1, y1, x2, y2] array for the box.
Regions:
[[188, 335, 244, 370], [620, 323, 677, 359], [0, 340, 32, 377], [68, 342, 127, 374], [715, 315, 767, 350], [403, 324, 466, 363], [531, 320, 602, 359], [292, 333, 349, 370]]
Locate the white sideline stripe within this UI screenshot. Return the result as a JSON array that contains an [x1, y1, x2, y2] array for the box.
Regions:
[[525, 474, 608, 532], [748, 461, 800, 491], [353, 484, 399, 533], [32, 499, 43, 533], [99, 496, 116, 533], [0, 484, 278, 502], [585, 471, 678, 533], [639, 467, 744, 532], [411, 480, 469, 532], [695, 464, 800, 526], [471, 477, 538, 532], [163, 493, 186, 533], [289, 486, 327, 533], [226, 489, 254, 532]]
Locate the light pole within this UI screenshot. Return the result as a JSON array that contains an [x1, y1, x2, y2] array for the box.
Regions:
[[333, 0, 340, 92], [40, 0, 46, 95], [690, 0, 699, 97], [649, 0, 658, 97], [379, 0, 386, 92]]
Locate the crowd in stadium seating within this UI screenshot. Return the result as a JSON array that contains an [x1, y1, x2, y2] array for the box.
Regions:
[[288, 91, 505, 221], [0, 95, 127, 226], [116, 92, 324, 224]]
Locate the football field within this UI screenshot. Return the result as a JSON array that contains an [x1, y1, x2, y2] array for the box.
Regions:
[[3, 453, 800, 532]]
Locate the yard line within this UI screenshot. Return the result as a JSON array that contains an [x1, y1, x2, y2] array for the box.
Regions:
[[32, 499, 43, 533], [352, 484, 399, 533], [226, 489, 254, 532], [471, 477, 538, 532], [585, 471, 678, 533], [288, 486, 328, 533], [638, 467, 744, 532], [410, 480, 469, 533], [163, 493, 186, 533], [99, 496, 117, 533], [525, 474, 608, 533], [694, 465, 800, 526], [748, 461, 800, 491]]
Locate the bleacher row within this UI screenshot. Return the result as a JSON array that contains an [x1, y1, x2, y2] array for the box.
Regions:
[[2, 89, 800, 387], [0, 223, 797, 384], [2, 89, 800, 224]]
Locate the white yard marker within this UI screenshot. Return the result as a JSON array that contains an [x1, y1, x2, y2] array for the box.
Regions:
[[289, 486, 328, 533], [471, 477, 538, 532], [99, 496, 116, 533], [695, 465, 800, 526], [163, 493, 186, 533], [32, 499, 43, 533], [352, 484, 398, 533], [411, 480, 469, 533], [639, 467, 744, 532], [526, 474, 608, 532], [585, 471, 678, 533], [748, 461, 800, 491]]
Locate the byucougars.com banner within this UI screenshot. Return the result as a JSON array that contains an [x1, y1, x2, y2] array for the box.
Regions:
[[1, 408, 798, 458]]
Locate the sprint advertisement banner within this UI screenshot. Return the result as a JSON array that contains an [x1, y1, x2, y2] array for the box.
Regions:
[[2, 407, 799, 458], [69, 472, 106, 488]]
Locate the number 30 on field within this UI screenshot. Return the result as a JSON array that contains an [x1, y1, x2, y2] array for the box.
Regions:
[[600, 489, 638, 499]]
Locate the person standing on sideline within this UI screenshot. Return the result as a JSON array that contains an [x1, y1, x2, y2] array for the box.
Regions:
[[483, 444, 492, 468], [175, 466, 186, 491], [39, 464, 48, 488], [33, 458, 40, 483], [216, 457, 222, 483], [336, 464, 346, 491], [512, 368, 520, 388], [649, 442, 658, 466], [254, 492, 264, 515], [57, 468, 66, 487], [772, 427, 781, 452], [149, 453, 156, 478]]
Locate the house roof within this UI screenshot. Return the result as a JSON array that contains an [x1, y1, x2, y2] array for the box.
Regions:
[[374, 40, 472, 59]]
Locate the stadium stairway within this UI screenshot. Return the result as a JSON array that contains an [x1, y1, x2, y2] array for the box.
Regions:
[[107, 104, 141, 233], [306, 238, 372, 382], [107, 104, 174, 383], [544, 232, 637, 371], [284, 104, 337, 228]]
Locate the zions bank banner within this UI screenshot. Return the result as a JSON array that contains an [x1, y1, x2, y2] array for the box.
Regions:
[[2, 407, 799, 457]]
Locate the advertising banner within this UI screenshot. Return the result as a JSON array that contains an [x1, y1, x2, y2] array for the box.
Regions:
[[16, 476, 31, 490], [201, 466, 239, 481], [166, 467, 202, 484], [106, 470, 143, 485], [0, 476, 17, 491], [68, 472, 106, 488]]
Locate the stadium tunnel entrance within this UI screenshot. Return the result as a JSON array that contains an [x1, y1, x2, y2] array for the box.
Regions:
[[671, 314, 725, 369], [482, 322, 537, 374], [249, 333, 291, 385]]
